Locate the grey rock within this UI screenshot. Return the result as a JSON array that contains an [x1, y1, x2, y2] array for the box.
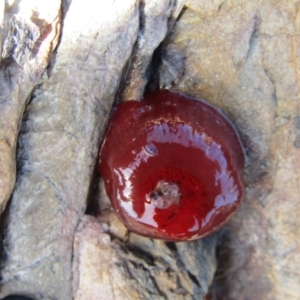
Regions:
[[0, 0, 139, 298], [158, 43, 186, 89], [73, 214, 217, 300], [0, 0, 61, 214], [120, 0, 185, 101]]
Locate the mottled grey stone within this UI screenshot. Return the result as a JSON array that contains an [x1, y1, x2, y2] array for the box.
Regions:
[[0, 0, 139, 298], [73, 214, 217, 300], [0, 0, 61, 214]]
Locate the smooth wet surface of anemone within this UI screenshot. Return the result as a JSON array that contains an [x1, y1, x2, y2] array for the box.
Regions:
[[99, 90, 244, 241]]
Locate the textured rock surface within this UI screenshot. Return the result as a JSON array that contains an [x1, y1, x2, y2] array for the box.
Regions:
[[164, 2, 300, 299], [0, 0, 139, 298], [120, 0, 184, 101], [72, 215, 140, 300], [73, 214, 217, 300], [0, 0, 61, 213]]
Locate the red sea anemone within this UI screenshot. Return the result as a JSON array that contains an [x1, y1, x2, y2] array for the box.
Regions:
[[99, 90, 244, 241]]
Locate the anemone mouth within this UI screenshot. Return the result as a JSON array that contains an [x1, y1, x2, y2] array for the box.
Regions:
[[146, 180, 181, 209]]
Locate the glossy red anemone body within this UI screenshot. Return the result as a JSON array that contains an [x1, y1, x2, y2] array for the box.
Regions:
[[99, 90, 244, 241]]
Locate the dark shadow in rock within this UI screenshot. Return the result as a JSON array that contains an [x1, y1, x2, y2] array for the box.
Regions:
[[2, 296, 35, 300], [85, 169, 101, 216]]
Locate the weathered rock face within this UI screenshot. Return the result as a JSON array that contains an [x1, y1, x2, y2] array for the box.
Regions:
[[73, 214, 217, 300], [1, 0, 299, 300], [0, 0, 61, 214], [0, 0, 139, 298]]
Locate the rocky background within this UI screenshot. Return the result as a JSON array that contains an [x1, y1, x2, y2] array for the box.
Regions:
[[0, 1, 299, 300]]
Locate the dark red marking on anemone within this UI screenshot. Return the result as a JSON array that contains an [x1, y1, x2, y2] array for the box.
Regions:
[[99, 90, 244, 241]]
